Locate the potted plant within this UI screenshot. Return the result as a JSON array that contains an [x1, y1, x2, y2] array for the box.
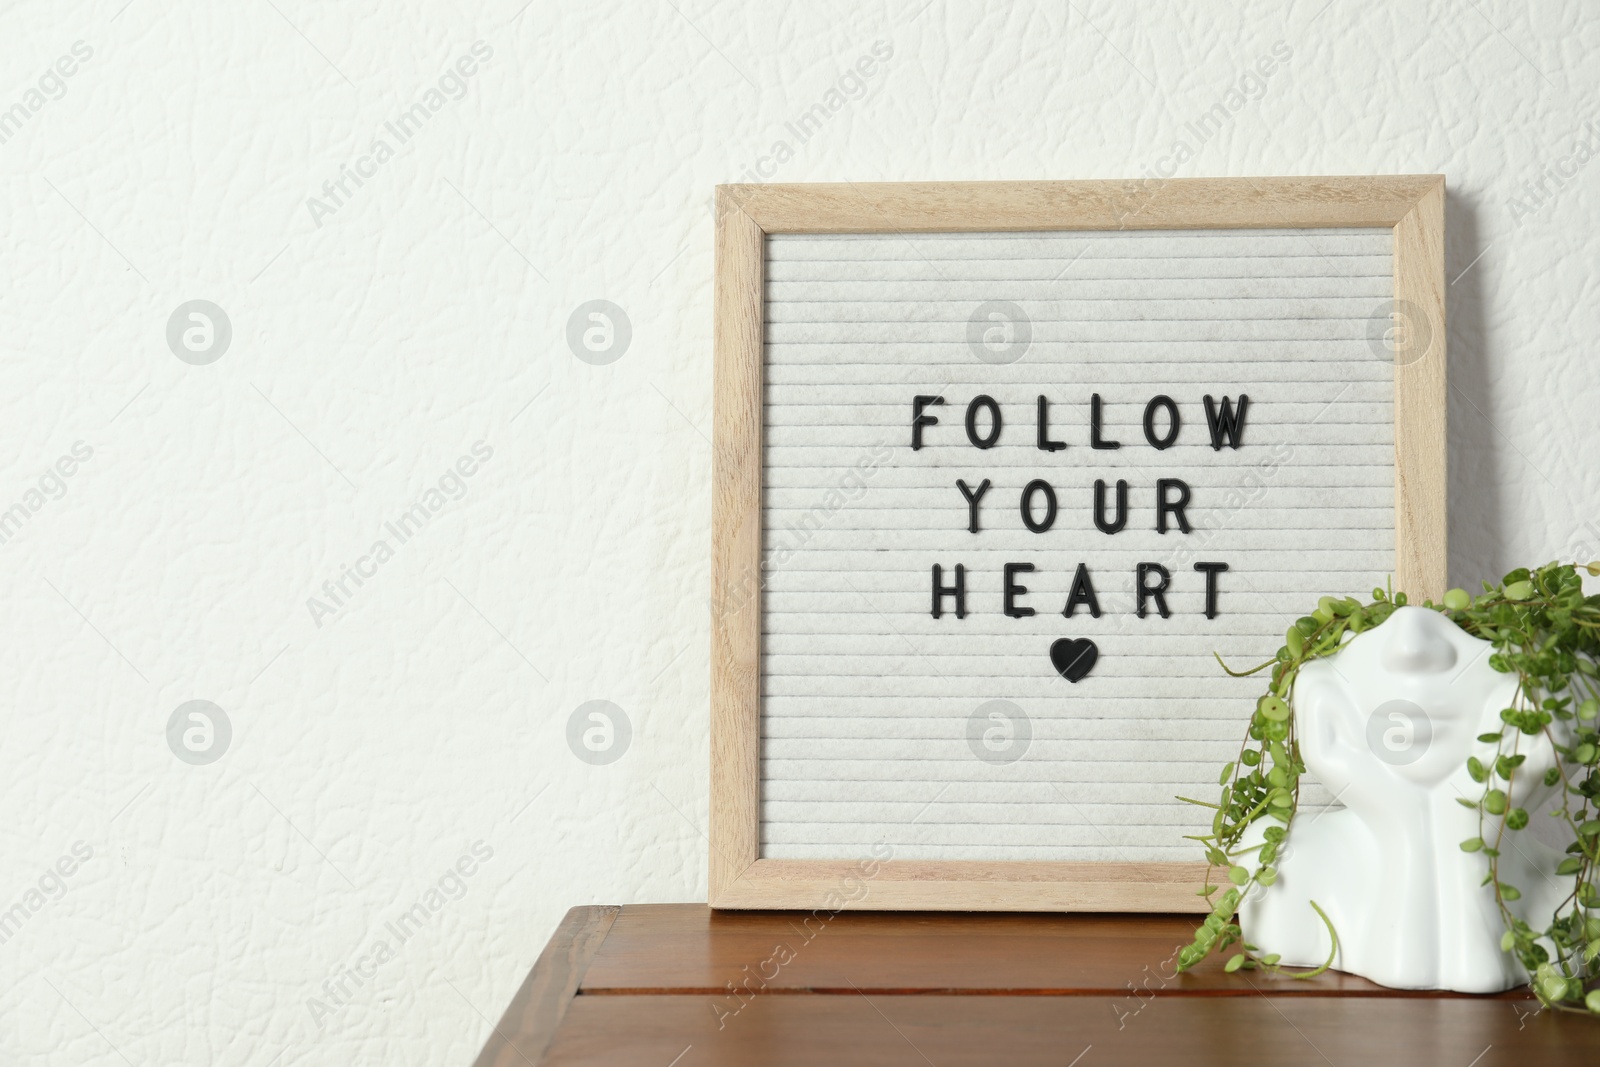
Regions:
[[1178, 561, 1600, 1012]]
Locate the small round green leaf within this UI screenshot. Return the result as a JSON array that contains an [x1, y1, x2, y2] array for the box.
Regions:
[[1535, 967, 1566, 1001]]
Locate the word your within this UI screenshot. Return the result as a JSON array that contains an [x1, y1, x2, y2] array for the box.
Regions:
[[0, 40, 93, 146], [956, 476, 1197, 536], [307, 41, 494, 226], [0, 841, 93, 945], [1508, 120, 1600, 228], [1138, 41, 1292, 182], [709, 841, 891, 1029], [307, 840, 493, 1027], [306, 441, 493, 626], [730, 40, 894, 184], [0, 440, 94, 546]]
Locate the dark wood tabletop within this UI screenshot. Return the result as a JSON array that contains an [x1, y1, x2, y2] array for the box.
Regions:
[[471, 904, 1596, 1066]]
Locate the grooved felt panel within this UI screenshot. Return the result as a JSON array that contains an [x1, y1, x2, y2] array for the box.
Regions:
[[759, 228, 1395, 862]]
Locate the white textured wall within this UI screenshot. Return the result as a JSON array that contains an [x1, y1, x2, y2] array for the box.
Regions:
[[1, 1, 1596, 1064]]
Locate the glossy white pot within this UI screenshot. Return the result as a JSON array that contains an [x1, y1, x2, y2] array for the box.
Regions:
[[1238, 606, 1570, 992]]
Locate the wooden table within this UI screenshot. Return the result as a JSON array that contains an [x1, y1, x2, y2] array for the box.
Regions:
[[472, 904, 1596, 1066]]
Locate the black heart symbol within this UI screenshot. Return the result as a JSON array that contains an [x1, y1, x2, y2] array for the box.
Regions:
[[1050, 638, 1098, 683]]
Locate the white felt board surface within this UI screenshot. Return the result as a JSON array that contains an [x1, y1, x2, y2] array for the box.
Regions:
[[758, 228, 1395, 862]]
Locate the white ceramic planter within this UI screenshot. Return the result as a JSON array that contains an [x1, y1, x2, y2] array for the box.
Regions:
[[1238, 606, 1571, 992]]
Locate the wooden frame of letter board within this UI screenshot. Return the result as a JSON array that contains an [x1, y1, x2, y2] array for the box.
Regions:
[[711, 177, 1446, 911]]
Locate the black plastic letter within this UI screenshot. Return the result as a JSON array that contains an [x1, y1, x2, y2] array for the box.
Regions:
[[1156, 478, 1193, 534], [1203, 394, 1250, 451], [1063, 563, 1102, 619], [1020, 479, 1058, 533], [931, 564, 967, 619], [1136, 563, 1172, 619], [1094, 479, 1129, 534], [912, 395, 944, 450], [1036, 395, 1066, 452], [965, 395, 1002, 449], [1003, 563, 1035, 618], [1143, 395, 1180, 450], [1194, 562, 1229, 619], [957, 479, 991, 534], [1090, 394, 1121, 450]]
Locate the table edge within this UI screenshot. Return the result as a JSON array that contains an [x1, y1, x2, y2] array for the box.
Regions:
[[470, 905, 621, 1067]]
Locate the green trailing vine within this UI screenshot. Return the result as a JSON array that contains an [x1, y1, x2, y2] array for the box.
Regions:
[[1175, 561, 1600, 1012]]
